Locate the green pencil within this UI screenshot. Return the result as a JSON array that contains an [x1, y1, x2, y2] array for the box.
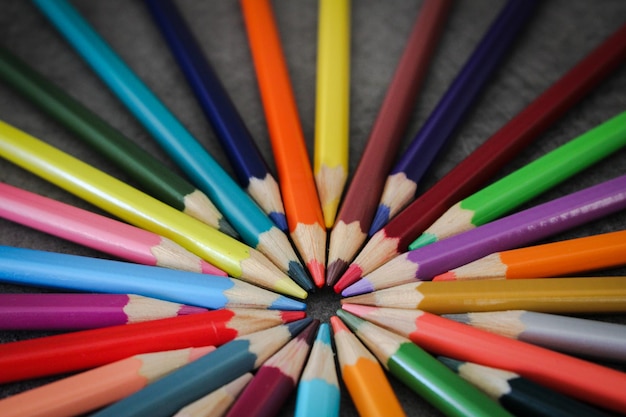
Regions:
[[411, 110, 626, 249], [336, 309, 513, 417]]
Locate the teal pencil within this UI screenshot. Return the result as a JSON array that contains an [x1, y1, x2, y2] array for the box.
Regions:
[[91, 318, 313, 417], [32, 0, 312, 291], [294, 323, 340, 417]]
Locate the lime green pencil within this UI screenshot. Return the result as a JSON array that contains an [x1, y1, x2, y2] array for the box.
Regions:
[[0, 120, 306, 299], [411, 110, 626, 249]]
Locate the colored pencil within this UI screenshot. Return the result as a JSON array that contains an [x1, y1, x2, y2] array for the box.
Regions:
[[342, 303, 626, 414], [0, 293, 207, 331], [224, 320, 318, 417], [336, 21, 626, 292], [313, 0, 351, 228], [240, 0, 326, 287], [445, 310, 626, 363], [436, 229, 626, 281], [173, 373, 253, 417], [0, 182, 226, 276], [32, 0, 312, 292], [294, 323, 340, 417], [0, 245, 305, 311], [0, 121, 307, 299], [439, 357, 610, 417], [0, 346, 216, 417], [343, 277, 626, 314], [326, 0, 452, 286], [337, 309, 512, 417], [0, 47, 235, 236], [91, 318, 313, 417], [370, 0, 538, 233], [343, 173, 626, 295], [143, 0, 287, 232], [0, 308, 305, 383], [330, 316, 406, 417], [412, 111, 626, 249]]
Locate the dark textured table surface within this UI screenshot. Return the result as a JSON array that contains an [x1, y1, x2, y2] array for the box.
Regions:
[[1, 1, 625, 416]]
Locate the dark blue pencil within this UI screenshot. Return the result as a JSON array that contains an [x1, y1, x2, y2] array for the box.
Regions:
[[144, 0, 287, 232], [369, 0, 538, 235], [91, 318, 313, 417]]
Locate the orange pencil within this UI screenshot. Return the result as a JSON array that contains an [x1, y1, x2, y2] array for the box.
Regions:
[[435, 229, 626, 281], [240, 0, 326, 287], [330, 316, 406, 417]]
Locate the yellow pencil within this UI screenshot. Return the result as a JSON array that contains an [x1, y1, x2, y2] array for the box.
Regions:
[[0, 120, 306, 299], [314, 0, 351, 228]]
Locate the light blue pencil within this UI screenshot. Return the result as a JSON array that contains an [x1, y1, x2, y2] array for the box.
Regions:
[[32, 0, 312, 291], [294, 323, 340, 417], [0, 245, 305, 311]]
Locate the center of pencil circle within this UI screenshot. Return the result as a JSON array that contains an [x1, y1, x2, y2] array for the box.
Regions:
[[306, 286, 342, 324]]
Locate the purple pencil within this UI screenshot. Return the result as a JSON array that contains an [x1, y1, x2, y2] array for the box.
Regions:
[[0, 293, 207, 330], [344, 173, 626, 296]]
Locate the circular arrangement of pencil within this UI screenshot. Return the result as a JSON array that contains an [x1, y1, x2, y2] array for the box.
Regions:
[[0, 1, 625, 417]]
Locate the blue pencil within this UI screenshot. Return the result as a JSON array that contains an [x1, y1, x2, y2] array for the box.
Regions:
[[144, 0, 288, 232], [294, 323, 340, 417], [32, 0, 312, 291], [369, 0, 538, 235], [0, 245, 305, 311], [91, 318, 313, 417]]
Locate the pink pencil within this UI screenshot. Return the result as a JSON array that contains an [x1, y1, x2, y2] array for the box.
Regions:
[[0, 182, 226, 276], [0, 293, 207, 330]]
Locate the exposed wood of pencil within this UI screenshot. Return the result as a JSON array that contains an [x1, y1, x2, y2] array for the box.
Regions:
[[240, 0, 326, 287], [337, 21, 626, 291], [173, 373, 253, 417], [92, 318, 312, 417], [0, 293, 207, 331], [224, 321, 318, 417], [343, 277, 626, 314], [0, 46, 233, 235], [0, 308, 305, 384], [0, 182, 225, 276], [342, 304, 626, 414], [144, 0, 287, 232], [326, 0, 452, 286], [0, 121, 307, 299], [436, 229, 626, 281], [445, 310, 626, 363], [439, 357, 609, 417], [0, 346, 215, 417]]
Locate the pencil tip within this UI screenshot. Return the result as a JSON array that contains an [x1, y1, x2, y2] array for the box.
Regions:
[[408, 233, 436, 250], [340, 303, 376, 318], [268, 211, 289, 233], [333, 264, 363, 293], [368, 205, 390, 236], [287, 317, 314, 336], [307, 259, 326, 288], [217, 218, 240, 239], [274, 277, 309, 300], [433, 271, 455, 281], [288, 261, 315, 291], [280, 310, 307, 323], [270, 295, 308, 311], [341, 279, 373, 297], [326, 259, 349, 287]]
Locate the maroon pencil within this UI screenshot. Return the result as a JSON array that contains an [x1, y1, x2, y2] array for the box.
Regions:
[[325, 0, 452, 286], [224, 320, 319, 417], [335, 21, 626, 293]]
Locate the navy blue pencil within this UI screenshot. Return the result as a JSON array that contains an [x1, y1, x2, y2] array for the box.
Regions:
[[144, 0, 287, 232], [369, 0, 538, 234]]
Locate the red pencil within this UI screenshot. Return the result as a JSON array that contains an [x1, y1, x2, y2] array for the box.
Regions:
[[335, 21, 626, 292], [224, 320, 318, 417], [0, 308, 305, 384], [325, 0, 452, 286]]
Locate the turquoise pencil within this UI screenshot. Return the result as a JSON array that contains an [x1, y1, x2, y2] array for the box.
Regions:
[[32, 0, 312, 291], [0, 245, 305, 311], [294, 323, 340, 417]]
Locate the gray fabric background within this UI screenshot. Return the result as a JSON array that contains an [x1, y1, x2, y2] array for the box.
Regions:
[[0, 0, 625, 416]]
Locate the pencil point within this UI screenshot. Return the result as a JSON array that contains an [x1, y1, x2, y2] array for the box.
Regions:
[[433, 271, 455, 281], [326, 259, 349, 287], [269, 211, 289, 233], [340, 303, 376, 318], [269, 294, 308, 311], [333, 264, 363, 293], [217, 217, 240, 239], [274, 277, 309, 300], [280, 311, 307, 323], [308, 259, 326, 288], [409, 232, 436, 250], [288, 261, 315, 292], [341, 279, 374, 297], [369, 204, 390, 236]]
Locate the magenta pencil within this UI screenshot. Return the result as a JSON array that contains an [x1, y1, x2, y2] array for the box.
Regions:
[[0, 293, 207, 330], [344, 173, 626, 295], [0, 182, 226, 276]]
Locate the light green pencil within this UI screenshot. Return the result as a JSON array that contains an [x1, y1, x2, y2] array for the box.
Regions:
[[411, 110, 626, 249]]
